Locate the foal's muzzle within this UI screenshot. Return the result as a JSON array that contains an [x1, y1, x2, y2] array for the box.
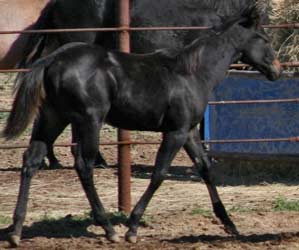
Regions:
[[267, 59, 282, 81]]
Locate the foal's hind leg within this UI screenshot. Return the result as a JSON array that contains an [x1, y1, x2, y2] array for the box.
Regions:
[[8, 110, 68, 247], [8, 141, 47, 247], [71, 125, 108, 169], [126, 131, 188, 243], [183, 128, 238, 235], [72, 121, 119, 242]]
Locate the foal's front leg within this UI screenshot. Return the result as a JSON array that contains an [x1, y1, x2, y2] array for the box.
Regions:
[[184, 128, 238, 235], [126, 131, 188, 243]]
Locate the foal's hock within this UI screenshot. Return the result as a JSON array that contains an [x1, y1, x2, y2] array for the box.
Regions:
[[3, 9, 281, 246]]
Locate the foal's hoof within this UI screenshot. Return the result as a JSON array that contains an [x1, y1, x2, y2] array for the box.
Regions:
[[107, 233, 120, 243], [8, 234, 20, 247], [224, 224, 239, 236], [125, 231, 137, 243]]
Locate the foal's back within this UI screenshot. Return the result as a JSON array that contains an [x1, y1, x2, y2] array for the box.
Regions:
[[44, 43, 201, 131]]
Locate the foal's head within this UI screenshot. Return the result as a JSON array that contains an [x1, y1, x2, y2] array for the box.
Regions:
[[239, 26, 281, 81], [223, 7, 282, 81]]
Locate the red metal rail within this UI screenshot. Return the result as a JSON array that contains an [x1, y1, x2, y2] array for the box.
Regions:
[[208, 98, 299, 105], [0, 23, 298, 35], [1, 61, 298, 74], [1, 98, 299, 113], [1, 136, 299, 150], [230, 61, 299, 69]]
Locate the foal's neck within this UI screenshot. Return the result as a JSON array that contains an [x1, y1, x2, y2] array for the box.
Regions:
[[178, 25, 248, 89]]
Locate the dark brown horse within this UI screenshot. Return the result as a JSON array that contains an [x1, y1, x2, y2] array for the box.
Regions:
[[0, 0, 271, 169], [10, 0, 272, 169], [3, 8, 281, 246], [0, 1, 271, 69]]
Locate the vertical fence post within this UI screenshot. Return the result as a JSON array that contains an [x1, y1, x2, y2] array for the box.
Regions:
[[117, 0, 131, 214]]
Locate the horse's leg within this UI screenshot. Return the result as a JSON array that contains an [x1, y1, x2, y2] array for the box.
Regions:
[[71, 124, 108, 169], [94, 150, 108, 169], [183, 128, 238, 235], [72, 121, 118, 242], [32, 113, 65, 170], [46, 145, 63, 169], [8, 141, 47, 247], [8, 110, 66, 247], [126, 131, 188, 243]]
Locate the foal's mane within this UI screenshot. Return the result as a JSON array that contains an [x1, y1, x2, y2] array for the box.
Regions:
[[154, 28, 234, 76], [166, 15, 248, 75]]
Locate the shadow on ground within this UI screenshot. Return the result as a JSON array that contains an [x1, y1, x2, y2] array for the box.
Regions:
[[0, 213, 147, 243], [1, 158, 299, 186], [0, 216, 95, 242], [130, 160, 299, 186], [165, 231, 299, 245]]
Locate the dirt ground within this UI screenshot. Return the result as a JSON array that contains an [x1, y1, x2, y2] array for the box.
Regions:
[[1, 74, 299, 249], [1, 130, 299, 250]]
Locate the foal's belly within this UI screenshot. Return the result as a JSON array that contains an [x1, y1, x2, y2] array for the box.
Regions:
[[106, 109, 165, 132]]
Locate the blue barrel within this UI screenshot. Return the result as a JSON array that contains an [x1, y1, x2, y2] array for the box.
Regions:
[[205, 71, 299, 154]]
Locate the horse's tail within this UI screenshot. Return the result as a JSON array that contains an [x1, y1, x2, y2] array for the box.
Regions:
[[2, 54, 56, 140], [17, 0, 57, 68]]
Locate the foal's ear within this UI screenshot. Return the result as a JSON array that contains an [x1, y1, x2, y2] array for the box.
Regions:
[[238, 5, 260, 29], [212, 15, 240, 34], [212, 5, 260, 34]]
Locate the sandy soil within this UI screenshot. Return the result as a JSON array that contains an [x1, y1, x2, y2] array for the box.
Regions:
[[1, 133, 299, 250]]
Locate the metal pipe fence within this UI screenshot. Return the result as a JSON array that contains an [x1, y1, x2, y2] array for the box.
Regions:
[[0, 23, 299, 146], [1, 11, 299, 212]]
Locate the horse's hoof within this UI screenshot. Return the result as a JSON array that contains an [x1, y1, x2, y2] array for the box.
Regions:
[[125, 231, 137, 243], [107, 233, 120, 243], [8, 234, 20, 247], [49, 162, 63, 169], [94, 163, 108, 169], [40, 160, 48, 170]]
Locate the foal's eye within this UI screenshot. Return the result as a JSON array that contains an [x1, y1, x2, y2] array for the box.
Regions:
[[264, 50, 274, 63]]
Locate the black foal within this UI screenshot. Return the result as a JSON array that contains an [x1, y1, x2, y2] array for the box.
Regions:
[[3, 7, 281, 246], [23, 0, 269, 169]]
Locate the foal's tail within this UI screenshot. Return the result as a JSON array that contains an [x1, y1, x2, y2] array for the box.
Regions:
[[2, 56, 54, 139]]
